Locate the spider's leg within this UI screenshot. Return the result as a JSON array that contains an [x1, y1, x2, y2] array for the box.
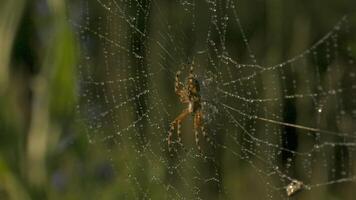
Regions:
[[196, 110, 209, 142], [193, 113, 202, 152], [174, 109, 190, 143], [167, 109, 190, 151], [177, 122, 182, 143], [200, 124, 208, 142], [175, 71, 189, 103], [175, 71, 183, 94], [194, 129, 201, 152], [167, 122, 175, 149]]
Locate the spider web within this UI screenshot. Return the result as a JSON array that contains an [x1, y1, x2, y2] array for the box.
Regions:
[[71, 0, 356, 199]]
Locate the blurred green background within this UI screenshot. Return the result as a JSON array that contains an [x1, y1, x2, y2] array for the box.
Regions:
[[1, 0, 356, 199]]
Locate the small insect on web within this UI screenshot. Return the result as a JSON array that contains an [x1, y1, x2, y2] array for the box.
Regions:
[[167, 64, 207, 152]]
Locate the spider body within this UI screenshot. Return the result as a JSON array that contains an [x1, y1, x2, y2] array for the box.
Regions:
[[187, 78, 201, 112], [168, 66, 206, 151]]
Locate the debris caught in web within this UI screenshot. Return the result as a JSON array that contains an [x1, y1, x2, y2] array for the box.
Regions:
[[286, 179, 304, 196]]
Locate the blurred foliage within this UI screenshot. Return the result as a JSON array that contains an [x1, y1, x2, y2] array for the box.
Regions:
[[0, 0, 79, 199], [0, 0, 355, 200]]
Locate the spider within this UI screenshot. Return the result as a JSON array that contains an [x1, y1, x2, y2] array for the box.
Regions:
[[168, 65, 206, 151]]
